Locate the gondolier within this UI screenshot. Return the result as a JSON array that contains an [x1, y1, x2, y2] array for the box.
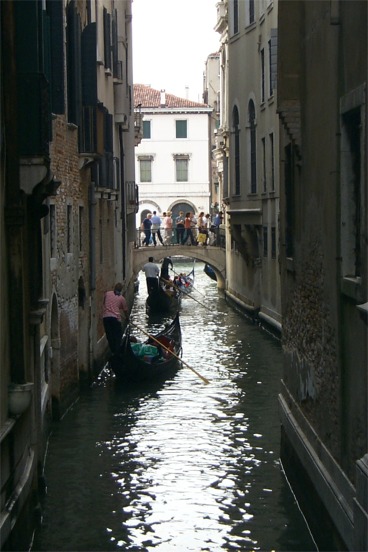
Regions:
[[102, 283, 129, 353], [160, 256, 173, 280], [142, 256, 160, 293]]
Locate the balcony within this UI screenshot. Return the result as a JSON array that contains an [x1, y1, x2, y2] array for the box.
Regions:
[[134, 110, 143, 146], [214, 1, 227, 34]]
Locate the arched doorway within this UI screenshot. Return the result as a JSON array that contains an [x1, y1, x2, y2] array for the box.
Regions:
[[171, 202, 195, 221], [140, 209, 152, 224]]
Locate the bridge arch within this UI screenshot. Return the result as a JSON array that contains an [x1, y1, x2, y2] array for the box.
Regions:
[[132, 245, 226, 289]]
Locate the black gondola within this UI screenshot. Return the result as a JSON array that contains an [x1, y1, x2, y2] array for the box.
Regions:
[[146, 283, 181, 313], [204, 264, 217, 281], [110, 313, 182, 383]]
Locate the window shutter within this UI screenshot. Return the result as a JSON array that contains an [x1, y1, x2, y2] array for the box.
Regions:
[[47, 0, 64, 114], [81, 23, 97, 106], [270, 28, 278, 92]]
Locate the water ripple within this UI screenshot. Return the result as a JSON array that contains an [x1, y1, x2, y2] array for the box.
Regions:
[[32, 263, 316, 552]]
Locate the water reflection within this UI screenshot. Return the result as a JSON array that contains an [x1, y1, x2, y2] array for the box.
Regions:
[[32, 262, 316, 551]]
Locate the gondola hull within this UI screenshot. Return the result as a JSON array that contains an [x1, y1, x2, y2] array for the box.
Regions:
[[110, 313, 182, 383], [204, 264, 217, 281], [146, 285, 181, 313]]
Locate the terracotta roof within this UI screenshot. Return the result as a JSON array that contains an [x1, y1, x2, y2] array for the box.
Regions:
[[134, 84, 209, 109]]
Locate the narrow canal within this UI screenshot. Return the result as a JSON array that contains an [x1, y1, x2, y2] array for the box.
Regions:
[[32, 260, 317, 552]]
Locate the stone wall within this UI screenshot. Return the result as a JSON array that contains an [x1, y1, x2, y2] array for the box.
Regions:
[[282, 238, 339, 459]]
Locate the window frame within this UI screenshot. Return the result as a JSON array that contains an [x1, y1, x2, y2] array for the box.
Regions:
[[175, 156, 189, 182], [143, 120, 151, 139], [340, 84, 366, 296], [175, 120, 187, 139], [139, 157, 153, 182]]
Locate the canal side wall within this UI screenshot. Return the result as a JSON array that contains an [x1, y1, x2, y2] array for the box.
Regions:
[[1, 2, 137, 550], [277, 1, 367, 549], [225, 289, 282, 339]]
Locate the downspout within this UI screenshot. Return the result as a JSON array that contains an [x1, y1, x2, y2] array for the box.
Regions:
[[89, 181, 96, 291], [119, 124, 126, 282], [88, 181, 96, 373]]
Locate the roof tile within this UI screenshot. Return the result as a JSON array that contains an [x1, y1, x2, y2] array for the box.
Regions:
[[134, 84, 208, 109]]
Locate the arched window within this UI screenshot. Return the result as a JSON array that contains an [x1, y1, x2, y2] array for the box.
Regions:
[[233, 106, 240, 195], [248, 100, 257, 193]]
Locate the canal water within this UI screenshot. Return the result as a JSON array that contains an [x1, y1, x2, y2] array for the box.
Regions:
[[32, 260, 317, 552]]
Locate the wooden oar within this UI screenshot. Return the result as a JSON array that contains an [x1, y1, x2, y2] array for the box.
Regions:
[[130, 321, 210, 385], [162, 278, 211, 311]]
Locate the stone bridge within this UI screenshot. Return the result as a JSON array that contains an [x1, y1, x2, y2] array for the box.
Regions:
[[132, 244, 226, 289]]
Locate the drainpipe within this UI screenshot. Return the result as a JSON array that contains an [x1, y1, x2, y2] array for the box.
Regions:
[[88, 181, 96, 374], [119, 124, 127, 282]]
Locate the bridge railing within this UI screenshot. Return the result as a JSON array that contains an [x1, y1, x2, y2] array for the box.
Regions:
[[136, 227, 226, 249]]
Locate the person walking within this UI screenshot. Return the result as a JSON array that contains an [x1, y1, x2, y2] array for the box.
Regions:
[[142, 256, 160, 293], [213, 212, 223, 245], [141, 213, 152, 246], [151, 211, 164, 246], [190, 212, 198, 244], [184, 212, 196, 245], [102, 283, 129, 354], [162, 211, 173, 244], [175, 211, 185, 244]]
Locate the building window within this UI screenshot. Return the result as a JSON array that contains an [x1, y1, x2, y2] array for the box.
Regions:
[[233, 0, 239, 34], [175, 157, 189, 182], [269, 30, 278, 96], [99, 216, 103, 264], [176, 120, 187, 138], [249, 0, 255, 24], [79, 206, 84, 253], [143, 120, 151, 139], [271, 227, 276, 259], [233, 106, 240, 195], [248, 100, 257, 193], [103, 7, 111, 70], [49, 203, 56, 258], [262, 137, 266, 191], [268, 39, 273, 97], [139, 157, 152, 182], [340, 86, 365, 281], [285, 143, 295, 258], [263, 226, 268, 257], [261, 49, 265, 103], [67, 204, 72, 253], [270, 132, 275, 191]]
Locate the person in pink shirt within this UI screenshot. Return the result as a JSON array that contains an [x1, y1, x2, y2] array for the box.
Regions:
[[102, 283, 129, 353]]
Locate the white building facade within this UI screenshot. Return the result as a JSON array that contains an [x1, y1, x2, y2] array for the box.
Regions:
[[134, 85, 213, 231], [217, 0, 281, 332]]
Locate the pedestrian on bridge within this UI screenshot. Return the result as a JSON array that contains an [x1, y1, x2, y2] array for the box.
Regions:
[[175, 211, 185, 244], [151, 211, 164, 246], [162, 211, 173, 244], [184, 212, 196, 245], [141, 213, 152, 246]]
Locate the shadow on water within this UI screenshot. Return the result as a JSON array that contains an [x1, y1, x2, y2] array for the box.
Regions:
[[32, 262, 317, 552]]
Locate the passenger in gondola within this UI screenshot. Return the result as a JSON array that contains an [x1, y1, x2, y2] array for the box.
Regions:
[[129, 335, 162, 363], [164, 282, 176, 297]]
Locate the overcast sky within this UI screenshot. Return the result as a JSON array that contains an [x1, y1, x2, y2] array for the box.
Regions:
[[132, 0, 220, 103]]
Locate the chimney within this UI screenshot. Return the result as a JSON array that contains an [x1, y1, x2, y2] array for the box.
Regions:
[[160, 89, 166, 107]]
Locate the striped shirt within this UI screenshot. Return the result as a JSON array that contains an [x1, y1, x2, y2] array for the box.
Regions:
[[103, 291, 128, 321]]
